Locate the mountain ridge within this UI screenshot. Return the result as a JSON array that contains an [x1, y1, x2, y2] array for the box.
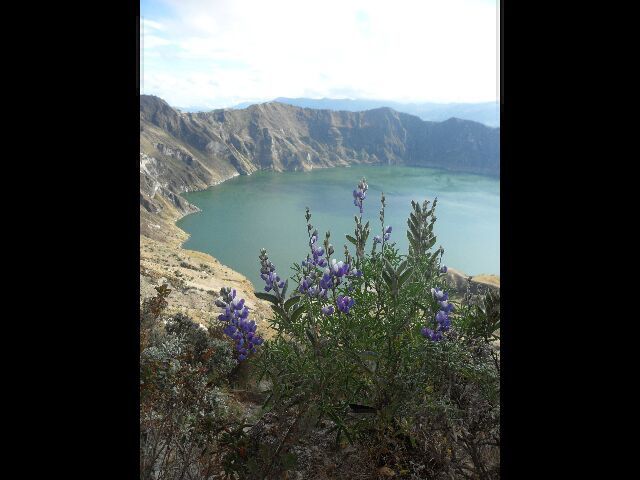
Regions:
[[140, 94, 499, 239], [139, 94, 499, 329], [225, 97, 500, 126]]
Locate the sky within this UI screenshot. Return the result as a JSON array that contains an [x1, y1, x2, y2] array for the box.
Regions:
[[141, 0, 499, 109]]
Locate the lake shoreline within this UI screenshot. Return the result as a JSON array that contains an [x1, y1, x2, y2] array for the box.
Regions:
[[175, 164, 500, 289]]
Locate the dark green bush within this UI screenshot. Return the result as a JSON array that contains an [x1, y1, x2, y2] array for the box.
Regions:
[[245, 180, 500, 478]]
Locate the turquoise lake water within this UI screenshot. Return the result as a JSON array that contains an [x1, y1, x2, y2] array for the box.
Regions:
[[177, 166, 500, 289]]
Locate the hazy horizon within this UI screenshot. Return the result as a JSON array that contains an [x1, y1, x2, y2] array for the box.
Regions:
[[141, 0, 500, 110], [171, 96, 500, 112]]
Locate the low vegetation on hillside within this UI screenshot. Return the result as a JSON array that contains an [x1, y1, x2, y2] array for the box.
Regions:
[[140, 178, 500, 479]]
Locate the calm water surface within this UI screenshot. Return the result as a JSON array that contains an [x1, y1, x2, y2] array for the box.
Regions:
[[177, 166, 499, 289]]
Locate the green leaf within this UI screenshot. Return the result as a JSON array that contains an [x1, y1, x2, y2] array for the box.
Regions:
[[290, 304, 307, 322], [271, 304, 288, 318], [397, 267, 414, 287], [254, 292, 280, 304], [345, 234, 357, 245], [281, 279, 288, 298], [305, 328, 317, 347], [284, 295, 301, 311], [383, 258, 395, 274], [397, 260, 408, 275], [382, 270, 393, 289]]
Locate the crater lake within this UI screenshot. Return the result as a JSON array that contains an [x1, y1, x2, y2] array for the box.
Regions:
[[177, 166, 499, 289]]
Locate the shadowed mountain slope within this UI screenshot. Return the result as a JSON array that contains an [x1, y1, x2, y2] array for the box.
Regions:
[[140, 94, 499, 236]]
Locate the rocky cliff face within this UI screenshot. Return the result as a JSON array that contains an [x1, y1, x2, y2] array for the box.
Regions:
[[140, 94, 499, 233], [139, 95, 500, 325]]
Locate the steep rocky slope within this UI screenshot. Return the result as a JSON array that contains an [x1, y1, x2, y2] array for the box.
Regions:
[[139, 95, 499, 327], [140, 234, 274, 337], [140, 95, 499, 229]]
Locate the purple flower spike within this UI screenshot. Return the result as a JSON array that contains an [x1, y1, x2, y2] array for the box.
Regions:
[[217, 287, 264, 362], [421, 327, 442, 342], [336, 295, 355, 314], [440, 265, 448, 274], [422, 285, 455, 341], [352, 178, 368, 213], [435, 310, 449, 324], [321, 305, 335, 316], [431, 287, 448, 302], [439, 300, 454, 313]]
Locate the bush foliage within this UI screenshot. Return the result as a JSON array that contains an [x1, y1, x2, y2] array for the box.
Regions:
[[140, 177, 500, 479], [251, 179, 500, 478]]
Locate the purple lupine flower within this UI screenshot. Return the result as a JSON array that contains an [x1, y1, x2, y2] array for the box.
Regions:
[[373, 235, 382, 244], [319, 271, 333, 290], [308, 234, 327, 267], [439, 300, 454, 313], [350, 268, 363, 277], [439, 316, 451, 331], [232, 297, 245, 310], [299, 276, 312, 294], [423, 286, 454, 341], [352, 178, 369, 214], [298, 229, 363, 300], [330, 259, 351, 277], [435, 310, 449, 325], [421, 327, 443, 342], [434, 304, 452, 333], [321, 305, 335, 316], [259, 249, 285, 294], [336, 295, 355, 314], [440, 265, 448, 274], [217, 287, 264, 362], [431, 287, 448, 302]]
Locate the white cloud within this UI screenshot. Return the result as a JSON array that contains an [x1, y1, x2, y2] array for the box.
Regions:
[[142, 0, 499, 108]]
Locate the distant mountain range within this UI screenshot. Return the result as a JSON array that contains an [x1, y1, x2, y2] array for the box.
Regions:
[[141, 95, 499, 239], [176, 98, 499, 127], [224, 98, 499, 127]]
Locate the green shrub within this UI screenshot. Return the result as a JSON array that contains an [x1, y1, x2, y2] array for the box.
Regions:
[[245, 179, 500, 478]]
